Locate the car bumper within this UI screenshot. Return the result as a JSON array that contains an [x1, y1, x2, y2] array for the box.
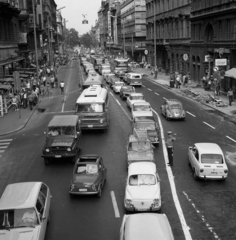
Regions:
[[130, 83, 142, 86], [69, 190, 99, 195], [80, 124, 109, 130], [42, 153, 76, 158], [198, 175, 227, 180], [124, 203, 161, 212]]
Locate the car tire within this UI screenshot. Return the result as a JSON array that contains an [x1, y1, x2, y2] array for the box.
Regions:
[[193, 169, 198, 180], [97, 185, 102, 198], [44, 158, 50, 165]]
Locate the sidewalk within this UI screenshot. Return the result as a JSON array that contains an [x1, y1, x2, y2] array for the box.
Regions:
[[133, 67, 236, 122]]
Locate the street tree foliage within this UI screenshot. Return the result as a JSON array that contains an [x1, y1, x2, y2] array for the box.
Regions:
[[65, 28, 80, 48], [80, 31, 99, 49]]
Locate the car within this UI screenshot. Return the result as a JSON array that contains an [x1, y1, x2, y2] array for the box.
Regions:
[[120, 213, 174, 240], [0, 182, 51, 240], [126, 93, 145, 109], [126, 131, 154, 166], [69, 155, 107, 198], [132, 117, 160, 147], [120, 85, 135, 100], [188, 143, 228, 180], [131, 101, 153, 120], [42, 115, 82, 165], [160, 99, 186, 120], [128, 61, 140, 68], [126, 73, 142, 86], [109, 76, 121, 89], [123, 72, 133, 82], [124, 162, 161, 212], [104, 73, 115, 83], [113, 81, 125, 93]]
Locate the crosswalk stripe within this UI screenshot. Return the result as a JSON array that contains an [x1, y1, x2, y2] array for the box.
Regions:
[[0, 146, 8, 149], [0, 150, 5, 153], [0, 139, 13, 142], [0, 143, 10, 146]]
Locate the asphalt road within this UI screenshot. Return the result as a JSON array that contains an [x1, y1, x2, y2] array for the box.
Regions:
[[0, 60, 236, 240]]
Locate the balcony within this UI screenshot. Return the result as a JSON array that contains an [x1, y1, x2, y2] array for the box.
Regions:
[[18, 9, 29, 21]]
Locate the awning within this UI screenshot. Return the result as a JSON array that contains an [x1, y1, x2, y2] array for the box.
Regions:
[[0, 57, 25, 67], [225, 68, 236, 79], [0, 85, 12, 91]]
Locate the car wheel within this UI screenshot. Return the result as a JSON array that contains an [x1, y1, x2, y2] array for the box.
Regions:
[[193, 169, 198, 180], [97, 185, 102, 198], [44, 158, 50, 165]]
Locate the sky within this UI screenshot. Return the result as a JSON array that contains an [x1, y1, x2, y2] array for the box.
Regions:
[[54, 0, 102, 35]]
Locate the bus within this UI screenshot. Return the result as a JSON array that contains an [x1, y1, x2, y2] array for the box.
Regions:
[[111, 58, 129, 74], [82, 74, 104, 90], [75, 85, 109, 130]]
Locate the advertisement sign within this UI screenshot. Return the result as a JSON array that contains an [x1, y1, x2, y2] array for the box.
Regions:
[[204, 55, 213, 62], [215, 58, 227, 66], [108, 11, 111, 36]]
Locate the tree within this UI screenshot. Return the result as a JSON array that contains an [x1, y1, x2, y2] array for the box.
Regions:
[[64, 28, 80, 48], [80, 30, 99, 49]]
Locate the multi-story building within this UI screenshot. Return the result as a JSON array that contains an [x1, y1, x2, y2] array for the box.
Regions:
[[56, 11, 64, 55], [190, 0, 236, 94], [146, 0, 191, 74]]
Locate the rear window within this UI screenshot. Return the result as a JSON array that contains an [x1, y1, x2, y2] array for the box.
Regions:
[[131, 96, 143, 100], [77, 103, 104, 113], [76, 164, 98, 174], [170, 104, 182, 109], [201, 154, 223, 164], [131, 75, 141, 79], [129, 174, 156, 186]]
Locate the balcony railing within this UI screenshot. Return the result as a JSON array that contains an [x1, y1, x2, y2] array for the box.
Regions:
[[0, 0, 18, 8]]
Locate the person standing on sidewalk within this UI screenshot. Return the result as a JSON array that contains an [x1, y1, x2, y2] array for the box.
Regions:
[[28, 93, 34, 110], [12, 94, 18, 111], [227, 89, 233, 106], [50, 75, 55, 88], [60, 80, 65, 95], [166, 131, 176, 166], [23, 90, 28, 108]]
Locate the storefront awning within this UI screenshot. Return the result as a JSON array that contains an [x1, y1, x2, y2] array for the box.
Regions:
[[0, 85, 12, 91], [0, 57, 25, 67], [225, 68, 236, 79]]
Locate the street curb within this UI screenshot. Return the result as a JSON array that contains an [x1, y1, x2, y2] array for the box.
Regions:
[[0, 101, 40, 137], [144, 76, 236, 124]]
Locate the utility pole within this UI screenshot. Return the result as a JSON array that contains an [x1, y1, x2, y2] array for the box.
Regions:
[[154, 0, 157, 79], [132, 34, 134, 61]]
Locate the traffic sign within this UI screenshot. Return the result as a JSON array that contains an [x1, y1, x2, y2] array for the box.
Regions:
[[183, 54, 188, 61], [144, 50, 148, 55]]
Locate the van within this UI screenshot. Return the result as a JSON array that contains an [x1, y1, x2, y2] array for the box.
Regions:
[[127, 73, 142, 86], [42, 115, 82, 165], [0, 182, 51, 240]]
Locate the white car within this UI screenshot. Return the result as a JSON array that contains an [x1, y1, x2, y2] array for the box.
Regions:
[[104, 73, 115, 83], [188, 143, 228, 180], [113, 82, 125, 93], [0, 182, 51, 240], [131, 101, 153, 120], [124, 162, 161, 212], [127, 93, 145, 109]]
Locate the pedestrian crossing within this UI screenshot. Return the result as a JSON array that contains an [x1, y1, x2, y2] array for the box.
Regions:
[[0, 139, 13, 157]]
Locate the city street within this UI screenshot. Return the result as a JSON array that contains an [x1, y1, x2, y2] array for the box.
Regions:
[[0, 60, 236, 240]]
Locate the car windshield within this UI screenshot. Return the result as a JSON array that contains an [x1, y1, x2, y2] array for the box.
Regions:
[[0, 208, 39, 229], [129, 174, 156, 186], [122, 86, 134, 92], [129, 141, 152, 151], [133, 105, 151, 111], [131, 96, 143, 100], [77, 103, 104, 113], [135, 122, 155, 130], [170, 104, 182, 109], [115, 83, 124, 86], [48, 126, 75, 136], [201, 154, 223, 164], [76, 164, 98, 174]]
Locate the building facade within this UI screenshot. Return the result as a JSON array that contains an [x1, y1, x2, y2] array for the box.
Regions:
[[146, 0, 191, 74]]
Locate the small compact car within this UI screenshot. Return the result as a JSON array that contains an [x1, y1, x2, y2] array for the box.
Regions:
[[126, 73, 142, 86], [120, 213, 174, 240], [0, 182, 51, 240], [123, 72, 133, 82], [127, 93, 145, 109], [109, 76, 121, 89], [124, 162, 161, 212], [120, 85, 135, 100], [188, 143, 228, 180], [104, 73, 115, 83], [113, 81, 125, 93], [131, 101, 153, 120], [69, 155, 107, 198], [126, 133, 154, 166], [42, 115, 82, 165], [161, 99, 186, 120]]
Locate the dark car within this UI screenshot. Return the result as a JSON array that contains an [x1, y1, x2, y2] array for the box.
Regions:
[[120, 85, 135, 100], [42, 115, 82, 165], [69, 155, 107, 198]]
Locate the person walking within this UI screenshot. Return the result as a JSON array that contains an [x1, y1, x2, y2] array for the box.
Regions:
[[12, 94, 18, 111], [59, 80, 65, 95], [166, 131, 177, 167], [227, 89, 233, 106], [42, 75, 46, 87], [28, 93, 34, 110], [50, 75, 55, 88], [23, 90, 28, 108]]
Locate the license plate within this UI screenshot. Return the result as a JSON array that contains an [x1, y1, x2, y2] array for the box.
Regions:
[[88, 125, 93, 128], [79, 189, 87, 192], [211, 172, 218, 174], [55, 155, 61, 158]]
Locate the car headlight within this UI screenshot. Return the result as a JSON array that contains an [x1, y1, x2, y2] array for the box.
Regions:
[[45, 148, 50, 152], [125, 199, 132, 204], [91, 183, 98, 191], [70, 184, 75, 190], [67, 148, 72, 152], [100, 119, 104, 123], [153, 198, 159, 205]]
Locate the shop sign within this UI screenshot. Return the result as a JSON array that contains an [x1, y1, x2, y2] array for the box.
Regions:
[[215, 58, 227, 66], [108, 11, 111, 36], [214, 48, 230, 56], [205, 55, 213, 62]]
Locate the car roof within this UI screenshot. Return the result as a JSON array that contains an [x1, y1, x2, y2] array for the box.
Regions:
[[76, 154, 100, 164], [130, 93, 143, 96], [48, 115, 78, 127], [0, 182, 42, 210], [166, 99, 182, 104], [125, 213, 174, 240], [133, 101, 150, 106], [194, 143, 223, 155], [128, 162, 156, 175], [129, 73, 141, 76]]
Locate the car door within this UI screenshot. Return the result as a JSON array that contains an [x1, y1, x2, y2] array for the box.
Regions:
[[127, 96, 131, 108], [100, 158, 107, 182]]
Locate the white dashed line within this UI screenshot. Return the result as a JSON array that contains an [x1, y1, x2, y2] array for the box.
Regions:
[[116, 99, 121, 106], [226, 136, 236, 143], [163, 97, 167, 100], [110, 191, 120, 218], [203, 121, 215, 129], [147, 88, 152, 91], [142, 85, 146, 88], [0, 146, 8, 149], [0, 139, 13, 142], [155, 92, 159, 96], [109, 92, 114, 97], [186, 111, 196, 117], [0, 143, 10, 146], [152, 109, 192, 240], [0, 150, 4, 153]]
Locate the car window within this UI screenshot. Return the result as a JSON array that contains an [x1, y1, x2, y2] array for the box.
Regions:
[[40, 183, 48, 198], [36, 199, 44, 217], [170, 104, 182, 109], [201, 154, 223, 164], [129, 141, 152, 151], [77, 164, 98, 174], [133, 105, 151, 111], [129, 174, 156, 186], [62, 126, 75, 135]]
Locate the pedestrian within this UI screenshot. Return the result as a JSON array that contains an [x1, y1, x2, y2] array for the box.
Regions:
[[154, 66, 158, 79], [23, 90, 28, 108], [50, 75, 55, 88], [55, 75, 58, 88], [176, 75, 181, 88], [12, 94, 18, 111], [40, 83, 45, 97], [215, 82, 220, 96], [42, 75, 46, 87], [166, 131, 176, 167], [227, 88, 233, 106], [26, 80, 30, 90], [28, 93, 34, 110], [46, 82, 52, 99], [46, 66, 50, 77], [59, 80, 65, 95]]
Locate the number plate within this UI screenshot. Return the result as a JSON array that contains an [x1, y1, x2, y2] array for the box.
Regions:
[[211, 172, 218, 174], [88, 125, 93, 128], [55, 155, 61, 158], [79, 189, 87, 192]]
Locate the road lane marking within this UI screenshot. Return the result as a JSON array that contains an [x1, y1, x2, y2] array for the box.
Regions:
[[0, 143, 10, 146], [147, 88, 152, 91], [109, 92, 114, 97], [155, 92, 159, 96], [0, 139, 12, 142], [152, 109, 192, 240], [226, 136, 236, 143], [45, 111, 75, 114], [116, 99, 121, 106], [0, 150, 4, 153], [142, 85, 146, 88], [110, 191, 120, 218], [0, 146, 8, 149], [186, 111, 196, 117], [163, 97, 167, 100], [203, 121, 215, 129]]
